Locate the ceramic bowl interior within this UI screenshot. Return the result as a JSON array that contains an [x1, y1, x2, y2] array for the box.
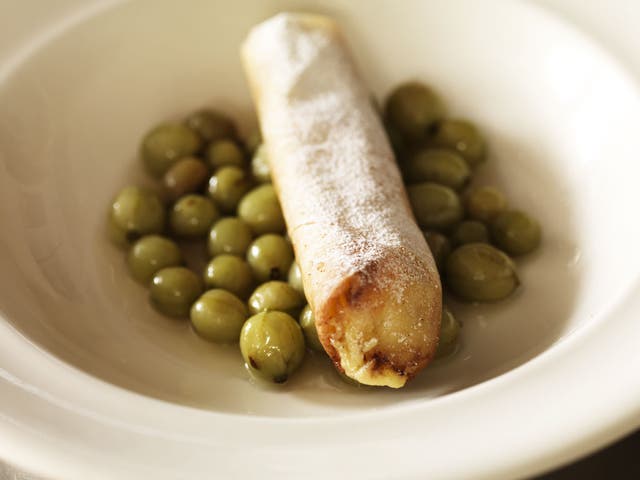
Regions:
[[0, 0, 639, 421]]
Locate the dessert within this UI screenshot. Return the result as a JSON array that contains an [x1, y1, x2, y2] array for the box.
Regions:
[[106, 12, 542, 389], [242, 13, 442, 387]]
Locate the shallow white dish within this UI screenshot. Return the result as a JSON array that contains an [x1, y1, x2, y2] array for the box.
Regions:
[[1, 0, 640, 478]]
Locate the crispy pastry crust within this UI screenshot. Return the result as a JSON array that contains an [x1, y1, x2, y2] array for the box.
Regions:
[[242, 13, 441, 387]]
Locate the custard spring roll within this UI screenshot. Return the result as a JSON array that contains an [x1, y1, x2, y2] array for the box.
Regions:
[[242, 13, 441, 388]]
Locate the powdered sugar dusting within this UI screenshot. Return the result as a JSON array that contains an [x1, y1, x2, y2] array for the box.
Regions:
[[243, 13, 434, 305]]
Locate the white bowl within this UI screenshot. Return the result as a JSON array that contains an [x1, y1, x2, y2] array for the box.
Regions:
[[1, 0, 639, 478]]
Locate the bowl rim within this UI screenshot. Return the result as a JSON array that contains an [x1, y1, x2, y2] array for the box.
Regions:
[[1, 0, 640, 478]]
